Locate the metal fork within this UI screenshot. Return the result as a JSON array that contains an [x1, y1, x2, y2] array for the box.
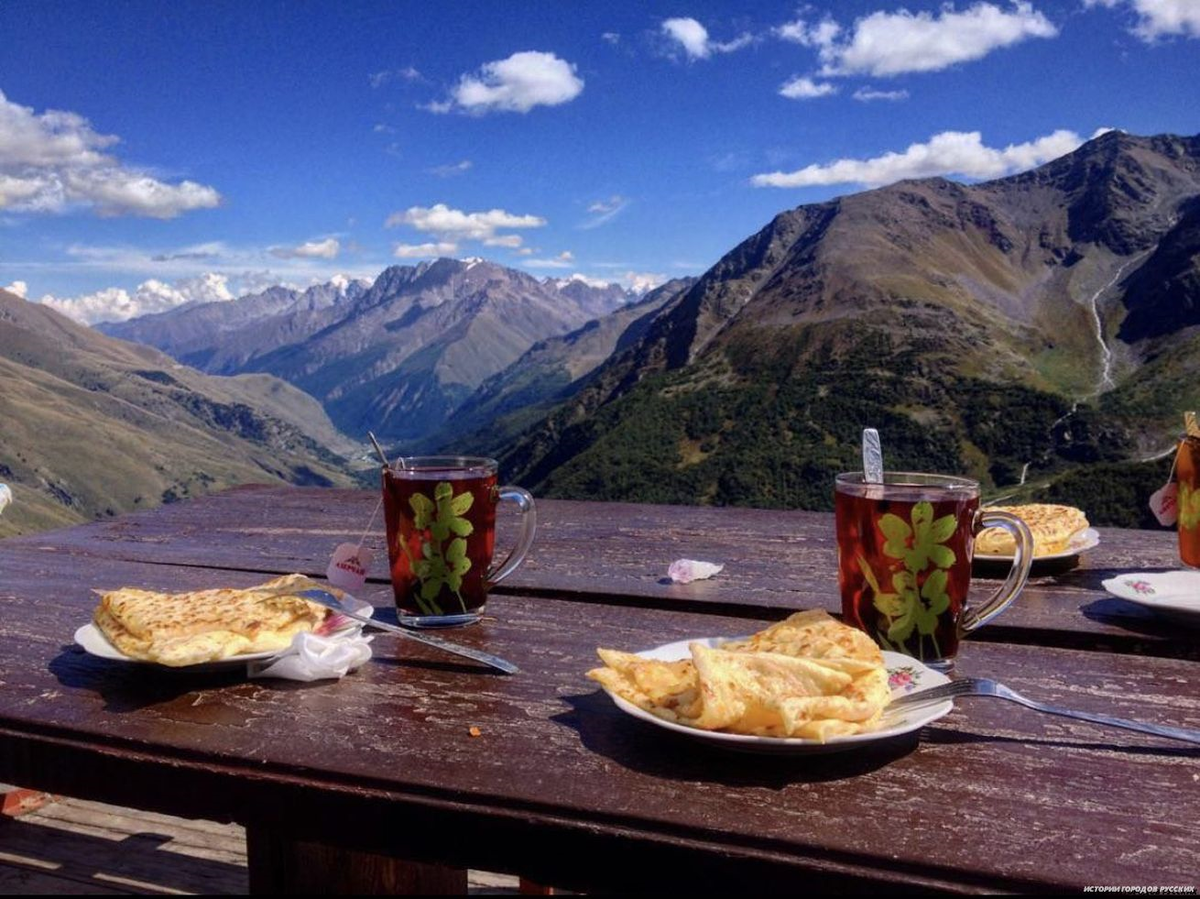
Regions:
[[299, 589, 518, 675], [886, 677, 1200, 746]]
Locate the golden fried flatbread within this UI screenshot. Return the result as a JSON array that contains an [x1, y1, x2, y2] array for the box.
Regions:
[[94, 573, 333, 667], [718, 609, 883, 666], [976, 504, 1089, 557], [587, 611, 891, 741]]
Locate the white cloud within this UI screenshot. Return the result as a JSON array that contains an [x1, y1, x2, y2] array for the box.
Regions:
[[751, 128, 1095, 188], [393, 241, 459, 259], [38, 272, 235, 324], [557, 272, 611, 289], [662, 17, 754, 60], [620, 271, 666, 294], [430, 51, 584, 114], [524, 250, 575, 269], [781, 3, 1058, 77], [602, 32, 621, 45], [482, 234, 524, 248], [1086, 0, 1200, 40], [853, 87, 911, 102], [369, 67, 422, 88], [4, 280, 27, 297], [428, 159, 473, 177], [779, 76, 838, 99], [581, 195, 630, 229], [373, 123, 396, 134], [385, 203, 546, 245], [0, 89, 221, 218], [270, 237, 340, 260], [776, 16, 842, 47]]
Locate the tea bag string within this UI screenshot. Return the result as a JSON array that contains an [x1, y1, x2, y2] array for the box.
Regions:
[[362, 430, 390, 552], [1166, 446, 1179, 484], [356, 497, 383, 553]]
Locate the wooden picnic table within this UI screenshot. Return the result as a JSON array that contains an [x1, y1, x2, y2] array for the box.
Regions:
[[0, 486, 1196, 893]]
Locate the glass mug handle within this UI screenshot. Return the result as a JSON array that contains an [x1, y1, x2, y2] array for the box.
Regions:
[[487, 486, 537, 586], [960, 510, 1033, 634]]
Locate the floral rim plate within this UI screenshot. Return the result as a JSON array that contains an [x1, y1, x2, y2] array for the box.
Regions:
[[974, 527, 1100, 563], [600, 638, 953, 755], [73, 596, 373, 671], [1100, 571, 1200, 625]]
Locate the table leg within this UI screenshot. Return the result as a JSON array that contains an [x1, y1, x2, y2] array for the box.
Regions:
[[245, 825, 467, 895]]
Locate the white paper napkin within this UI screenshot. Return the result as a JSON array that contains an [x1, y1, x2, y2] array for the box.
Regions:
[[668, 559, 724, 583], [248, 593, 375, 681], [248, 631, 373, 681]]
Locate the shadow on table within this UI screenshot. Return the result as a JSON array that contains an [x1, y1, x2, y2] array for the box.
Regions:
[[551, 690, 917, 788], [48, 644, 338, 717], [1057, 565, 1180, 591]]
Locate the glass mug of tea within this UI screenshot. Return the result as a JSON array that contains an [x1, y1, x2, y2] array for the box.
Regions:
[[1177, 434, 1200, 568], [835, 473, 1033, 671], [382, 456, 536, 627]]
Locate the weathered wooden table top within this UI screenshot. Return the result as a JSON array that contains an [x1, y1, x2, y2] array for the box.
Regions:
[[9, 485, 1192, 657], [0, 487, 1196, 893]]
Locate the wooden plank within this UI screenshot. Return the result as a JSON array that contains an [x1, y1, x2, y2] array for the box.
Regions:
[[2, 795, 520, 895], [0, 811, 247, 894], [3, 491, 1193, 658], [0, 555, 1194, 892]]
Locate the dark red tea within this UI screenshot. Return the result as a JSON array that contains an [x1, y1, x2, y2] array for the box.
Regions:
[[836, 489, 979, 663], [383, 465, 498, 621]]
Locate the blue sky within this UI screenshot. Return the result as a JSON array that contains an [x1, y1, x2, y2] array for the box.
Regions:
[[1, 0, 1198, 323]]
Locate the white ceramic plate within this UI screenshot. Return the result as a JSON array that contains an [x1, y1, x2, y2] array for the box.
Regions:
[[74, 596, 373, 671], [600, 638, 952, 755], [974, 527, 1100, 563], [1101, 571, 1200, 626]]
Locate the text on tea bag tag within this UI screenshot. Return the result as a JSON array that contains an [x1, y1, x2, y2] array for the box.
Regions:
[[1149, 447, 1180, 527], [1150, 484, 1178, 527], [327, 543, 373, 593]]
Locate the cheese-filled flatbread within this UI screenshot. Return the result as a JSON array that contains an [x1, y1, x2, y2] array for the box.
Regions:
[[976, 504, 1089, 557], [93, 573, 334, 666], [717, 609, 884, 666], [587, 611, 891, 741]]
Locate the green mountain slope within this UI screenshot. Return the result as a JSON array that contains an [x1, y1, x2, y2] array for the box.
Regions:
[[0, 289, 355, 537], [498, 132, 1199, 525]]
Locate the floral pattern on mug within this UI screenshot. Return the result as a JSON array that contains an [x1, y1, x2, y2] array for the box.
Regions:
[[1180, 481, 1200, 531], [403, 481, 474, 615], [858, 501, 958, 662]]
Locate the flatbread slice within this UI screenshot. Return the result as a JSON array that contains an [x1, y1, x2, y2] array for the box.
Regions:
[[93, 573, 334, 666], [977, 504, 1089, 557]]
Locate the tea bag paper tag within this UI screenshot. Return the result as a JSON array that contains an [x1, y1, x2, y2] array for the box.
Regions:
[[1150, 482, 1178, 527], [327, 542, 372, 593], [1149, 444, 1182, 527]]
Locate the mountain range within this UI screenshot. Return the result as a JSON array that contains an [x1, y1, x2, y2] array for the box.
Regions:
[[491, 131, 1198, 522], [101, 260, 638, 441], [23, 129, 1200, 531], [0, 288, 354, 536]]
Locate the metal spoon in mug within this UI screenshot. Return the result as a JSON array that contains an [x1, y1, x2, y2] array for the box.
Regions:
[[299, 588, 519, 675], [862, 428, 884, 483]]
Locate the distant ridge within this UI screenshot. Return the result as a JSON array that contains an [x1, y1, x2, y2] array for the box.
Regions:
[[0, 289, 354, 536], [103, 260, 639, 441]]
